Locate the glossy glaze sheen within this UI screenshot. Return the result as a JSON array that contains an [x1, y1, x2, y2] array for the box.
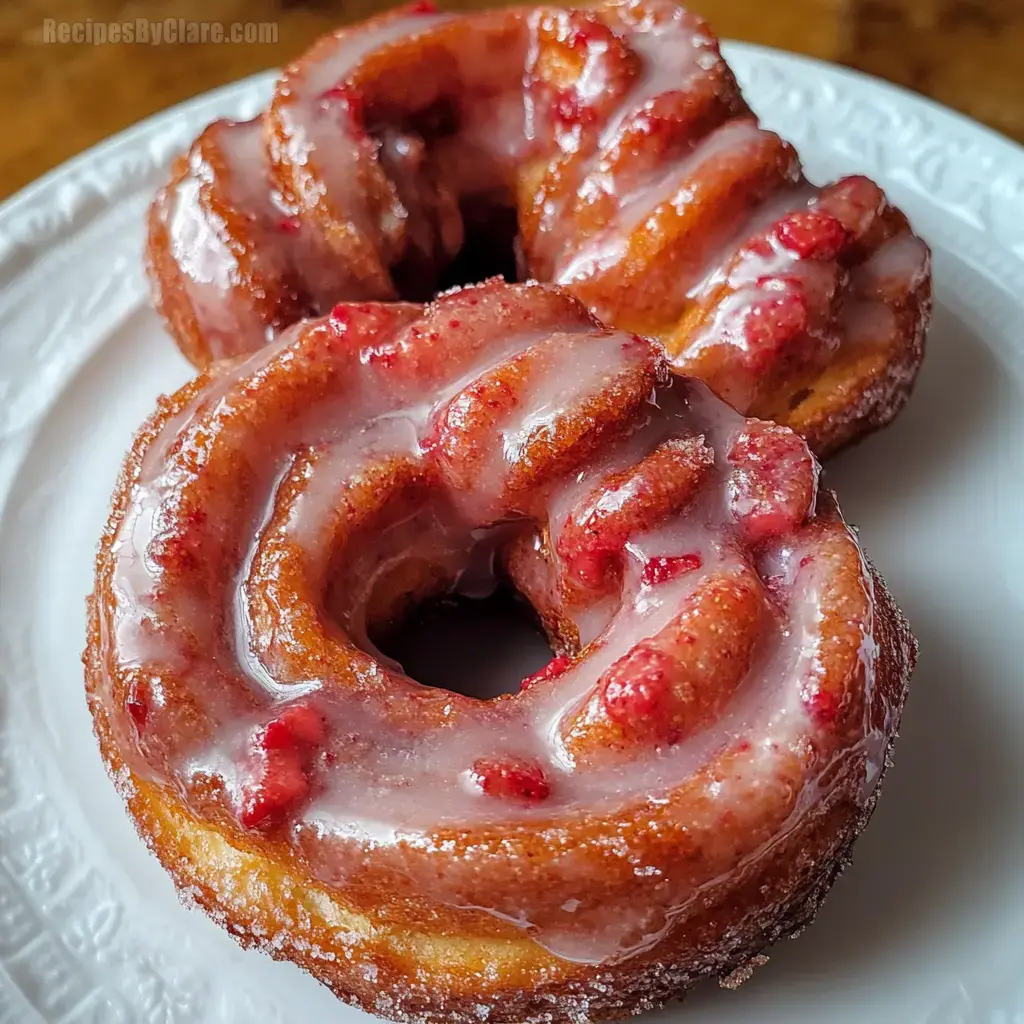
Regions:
[[146, 0, 931, 456], [85, 281, 917, 1022]]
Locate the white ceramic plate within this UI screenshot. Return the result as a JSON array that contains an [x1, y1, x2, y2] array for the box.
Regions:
[[1, 44, 1023, 1024]]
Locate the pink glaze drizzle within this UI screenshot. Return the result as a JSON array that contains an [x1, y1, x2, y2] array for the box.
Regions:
[[156, 0, 929, 388], [100, 282, 890, 965]]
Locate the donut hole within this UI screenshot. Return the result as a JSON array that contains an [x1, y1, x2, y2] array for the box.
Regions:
[[362, 61, 527, 297], [372, 582, 554, 700], [322, 498, 557, 702], [430, 202, 520, 296]]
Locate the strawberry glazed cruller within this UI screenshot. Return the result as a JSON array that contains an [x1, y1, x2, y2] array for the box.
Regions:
[[85, 281, 916, 1023], [147, 0, 930, 457]]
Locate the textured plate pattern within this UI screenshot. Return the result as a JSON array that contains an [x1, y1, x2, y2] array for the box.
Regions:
[[0, 47, 1023, 1023]]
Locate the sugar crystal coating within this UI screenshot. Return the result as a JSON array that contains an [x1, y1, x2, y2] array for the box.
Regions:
[[85, 279, 917, 1023], [146, 0, 930, 457]]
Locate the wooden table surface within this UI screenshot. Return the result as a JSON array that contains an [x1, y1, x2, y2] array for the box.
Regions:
[[1, 0, 1022, 199]]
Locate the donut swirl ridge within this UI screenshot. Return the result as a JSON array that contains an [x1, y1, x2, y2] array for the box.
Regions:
[[85, 280, 916, 1022], [146, 0, 930, 455]]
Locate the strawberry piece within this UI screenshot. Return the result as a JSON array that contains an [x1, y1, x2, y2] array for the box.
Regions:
[[565, 574, 767, 763], [260, 719, 294, 750], [126, 698, 148, 728], [125, 680, 149, 730], [743, 235, 776, 260], [407, 0, 437, 12], [276, 704, 327, 745], [276, 216, 301, 235], [558, 437, 713, 593], [325, 302, 417, 358], [328, 304, 350, 335], [641, 554, 703, 587], [727, 422, 816, 544], [472, 758, 551, 802], [238, 703, 327, 828], [258, 703, 327, 750], [318, 83, 359, 107], [741, 287, 809, 362], [239, 746, 309, 829], [520, 654, 572, 691], [805, 686, 842, 727], [600, 646, 678, 741], [150, 505, 207, 572], [773, 210, 847, 261]]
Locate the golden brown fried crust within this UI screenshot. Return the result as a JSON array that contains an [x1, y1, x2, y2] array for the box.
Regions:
[[84, 553, 914, 1023], [146, 121, 331, 369], [751, 249, 932, 458], [84, 307, 917, 1021], [145, 2, 930, 460]]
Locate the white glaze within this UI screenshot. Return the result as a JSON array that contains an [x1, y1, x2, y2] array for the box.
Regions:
[[103, 284, 885, 965], [274, 13, 453, 246], [131, 0, 918, 964], [160, 0, 925, 403], [165, 118, 364, 357]]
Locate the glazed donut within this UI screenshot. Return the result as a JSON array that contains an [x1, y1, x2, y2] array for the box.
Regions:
[[85, 280, 916, 1023], [146, 0, 930, 456]]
